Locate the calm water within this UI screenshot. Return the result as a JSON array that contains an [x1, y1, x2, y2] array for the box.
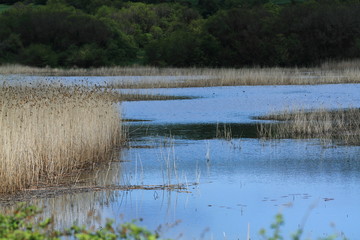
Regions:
[[3, 77, 360, 239]]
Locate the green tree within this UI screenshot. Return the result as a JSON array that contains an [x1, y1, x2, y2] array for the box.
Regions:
[[19, 44, 58, 67], [0, 1, 138, 67], [206, 6, 277, 67], [146, 28, 220, 67], [0, 33, 23, 63], [276, 1, 360, 65]]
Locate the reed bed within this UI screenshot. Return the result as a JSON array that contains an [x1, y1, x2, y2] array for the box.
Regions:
[[103, 91, 192, 101], [257, 108, 360, 145], [3, 61, 360, 88], [108, 67, 360, 88], [320, 59, 360, 70], [0, 64, 188, 76], [0, 85, 123, 193]]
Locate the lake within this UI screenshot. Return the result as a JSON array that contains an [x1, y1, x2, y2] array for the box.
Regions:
[[2, 76, 360, 239]]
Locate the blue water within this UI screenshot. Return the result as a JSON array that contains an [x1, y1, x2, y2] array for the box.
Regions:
[[110, 138, 359, 239], [118, 84, 360, 239], [2, 77, 360, 239], [121, 84, 360, 124], [36, 137, 360, 239]]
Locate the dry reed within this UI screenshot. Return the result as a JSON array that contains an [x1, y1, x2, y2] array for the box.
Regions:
[[107, 66, 360, 88], [4, 61, 360, 88], [0, 84, 122, 193], [257, 108, 360, 145]]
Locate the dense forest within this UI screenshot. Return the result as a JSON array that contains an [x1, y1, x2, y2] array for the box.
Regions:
[[1, 0, 360, 68]]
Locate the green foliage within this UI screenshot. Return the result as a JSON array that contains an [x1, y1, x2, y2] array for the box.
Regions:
[[0, 204, 351, 240], [0, 203, 163, 240], [0, 203, 54, 240], [0, 33, 23, 64], [0, 1, 138, 67], [259, 213, 285, 240], [0, 4, 11, 13], [259, 213, 348, 240], [2, 0, 360, 67], [145, 28, 220, 67], [206, 6, 278, 67], [19, 43, 58, 67]]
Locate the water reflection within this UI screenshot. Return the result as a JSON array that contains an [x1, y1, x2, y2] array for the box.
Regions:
[[1, 135, 359, 239], [1, 82, 360, 239], [128, 122, 262, 140], [52, 137, 358, 239]]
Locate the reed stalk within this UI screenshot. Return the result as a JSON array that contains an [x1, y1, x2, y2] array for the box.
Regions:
[[257, 108, 360, 145], [4, 61, 360, 88], [0, 85, 122, 193]]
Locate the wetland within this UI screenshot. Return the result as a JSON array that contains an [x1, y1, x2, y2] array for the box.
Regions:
[[0, 72, 359, 239]]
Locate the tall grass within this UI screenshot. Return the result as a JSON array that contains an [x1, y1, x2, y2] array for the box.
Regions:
[[107, 66, 360, 88], [257, 108, 360, 145], [0, 85, 122, 193], [4, 60, 360, 88]]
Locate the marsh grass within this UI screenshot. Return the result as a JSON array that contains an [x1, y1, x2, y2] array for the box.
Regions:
[[107, 66, 360, 88], [257, 108, 360, 145], [4, 61, 360, 88], [109, 92, 193, 101], [0, 84, 123, 193]]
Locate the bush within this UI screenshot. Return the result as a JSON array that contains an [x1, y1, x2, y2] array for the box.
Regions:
[[19, 44, 58, 67], [0, 203, 162, 240]]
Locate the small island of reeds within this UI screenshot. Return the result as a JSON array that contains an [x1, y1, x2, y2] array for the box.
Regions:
[[257, 108, 360, 145]]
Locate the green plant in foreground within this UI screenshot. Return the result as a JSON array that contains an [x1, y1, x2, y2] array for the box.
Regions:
[[0, 204, 52, 240], [0, 204, 349, 240], [259, 213, 348, 240], [66, 221, 161, 240], [0, 203, 162, 240]]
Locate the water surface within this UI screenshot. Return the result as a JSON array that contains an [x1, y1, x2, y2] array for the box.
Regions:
[[2, 77, 360, 239]]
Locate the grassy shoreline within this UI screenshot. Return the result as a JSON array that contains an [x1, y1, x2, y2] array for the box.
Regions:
[[2, 60, 360, 88]]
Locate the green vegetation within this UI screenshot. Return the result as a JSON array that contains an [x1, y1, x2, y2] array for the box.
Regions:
[[0, 4, 10, 13], [2, 0, 360, 68], [0, 204, 347, 240], [272, 0, 307, 4], [259, 213, 347, 240], [0, 203, 162, 239]]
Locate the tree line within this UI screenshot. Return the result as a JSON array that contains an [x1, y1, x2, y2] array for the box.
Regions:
[[1, 0, 360, 68]]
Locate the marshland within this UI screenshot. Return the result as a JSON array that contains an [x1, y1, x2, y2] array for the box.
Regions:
[[3, 0, 360, 239], [0, 64, 359, 239]]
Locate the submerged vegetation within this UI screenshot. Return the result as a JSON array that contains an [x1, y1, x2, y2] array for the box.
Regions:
[[258, 108, 360, 145], [0, 84, 123, 193]]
